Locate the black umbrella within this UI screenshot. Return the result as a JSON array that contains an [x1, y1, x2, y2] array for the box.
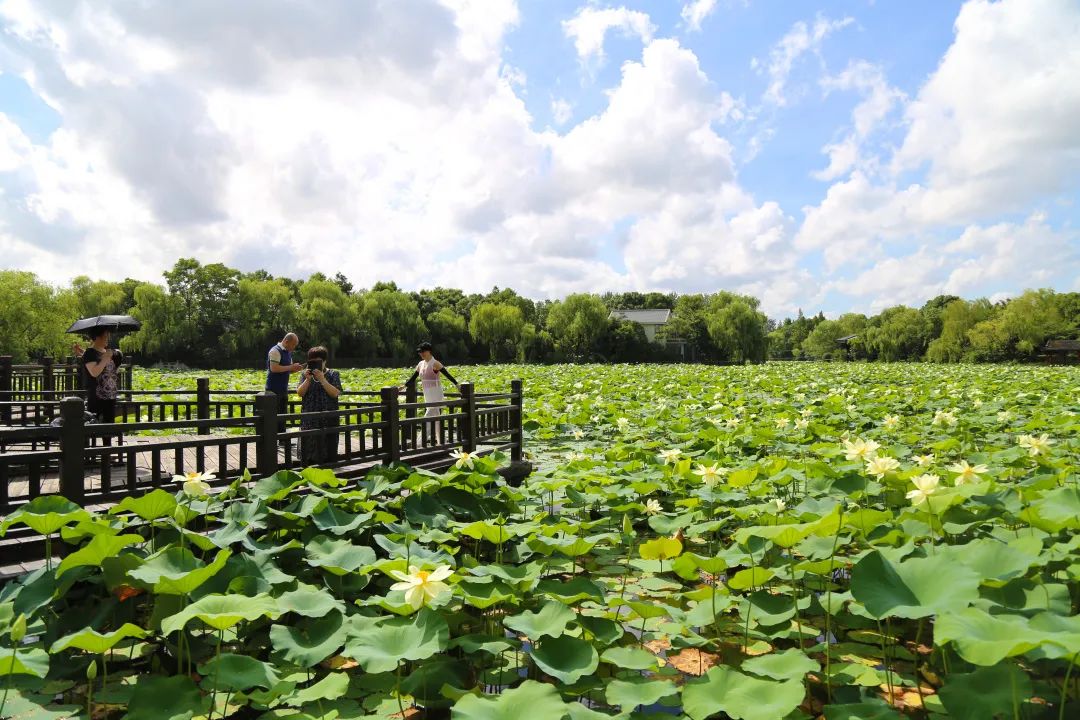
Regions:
[[65, 315, 142, 336]]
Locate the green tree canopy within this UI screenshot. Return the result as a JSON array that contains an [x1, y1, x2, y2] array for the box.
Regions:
[[545, 294, 609, 358]]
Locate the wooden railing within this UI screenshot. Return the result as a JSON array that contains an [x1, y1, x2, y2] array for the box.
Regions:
[[0, 380, 524, 518]]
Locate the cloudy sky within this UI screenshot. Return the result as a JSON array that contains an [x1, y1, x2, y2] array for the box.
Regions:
[[0, 0, 1077, 317]]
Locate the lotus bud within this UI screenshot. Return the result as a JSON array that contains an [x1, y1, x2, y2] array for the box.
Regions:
[[86, 660, 98, 681], [10, 614, 26, 643]]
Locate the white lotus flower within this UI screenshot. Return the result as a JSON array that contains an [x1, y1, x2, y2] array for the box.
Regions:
[[794, 418, 809, 430], [450, 449, 475, 470], [774, 417, 790, 429], [1017, 433, 1053, 457], [906, 474, 940, 505], [694, 463, 726, 487], [725, 417, 741, 429], [643, 498, 663, 515], [913, 454, 935, 467], [997, 410, 1013, 422], [947, 460, 988, 485], [882, 415, 900, 429], [865, 456, 900, 479], [572, 428, 585, 440], [389, 565, 453, 610], [932, 410, 958, 427], [174, 471, 215, 498], [616, 417, 630, 431], [772, 498, 786, 512], [842, 438, 880, 462], [658, 448, 682, 465], [800, 408, 814, 418]]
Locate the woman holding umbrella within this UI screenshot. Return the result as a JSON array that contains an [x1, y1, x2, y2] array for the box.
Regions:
[[80, 327, 123, 423]]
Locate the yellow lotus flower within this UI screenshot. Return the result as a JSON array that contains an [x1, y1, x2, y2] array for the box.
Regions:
[[725, 417, 741, 428], [882, 415, 900, 429], [643, 498, 663, 515], [842, 438, 880, 461], [906, 474, 940, 505], [794, 418, 809, 430], [658, 448, 682, 465], [774, 417, 790, 429], [693, 463, 725, 487], [772, 498, 786, 512], [389, 565, 453, 611], [572, 428, 585, 440], [947, 460, 988, 485], [616, 417, 631, 431], [997, 410, 1012, 422], [1017, 433, 1052, 457], [174, 471, 215, 498], [913, 453, 935, 467], [450, 449, 475, 470], [865, 456, 900, 479]]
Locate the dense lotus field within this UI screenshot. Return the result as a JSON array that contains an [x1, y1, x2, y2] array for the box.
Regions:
[[1, 362, 1079, 719]]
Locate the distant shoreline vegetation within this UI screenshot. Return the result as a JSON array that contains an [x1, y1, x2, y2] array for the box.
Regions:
[[1, 259, 1077, 366]]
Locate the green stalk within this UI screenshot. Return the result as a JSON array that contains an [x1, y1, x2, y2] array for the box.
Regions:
[[395, 660, 406, 719], [0, 646, 15, 718], [824, 506, 845, 703], [209, 629, 223, 720], [1059, 652, 1079, 720], [787, 551, 803, 643]]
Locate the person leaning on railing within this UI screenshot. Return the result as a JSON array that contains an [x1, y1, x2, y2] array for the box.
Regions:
[[296, 345, 342, 466]]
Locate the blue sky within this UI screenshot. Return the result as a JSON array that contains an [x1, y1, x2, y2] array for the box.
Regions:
[[0, 0, 1077, 318]]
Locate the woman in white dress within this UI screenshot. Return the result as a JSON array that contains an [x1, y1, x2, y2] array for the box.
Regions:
[[399, 342, 460, 440]]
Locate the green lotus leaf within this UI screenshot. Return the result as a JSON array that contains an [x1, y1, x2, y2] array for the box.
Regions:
[[504, 602, 576, 640], [536, 577, 604, 604], [276, 585, 344, 618], [312, 504, 373, 535], [458, 580, 516, 610], [530, 635, 599, 685], [742, 648, 818, 681], [604, 677, 677, 710], [822, 700, 900, 720], [269, 611, 348, 668], [127, 547, 231, 595], [0, 496, 91, 537], [124, 674, 210, 720], [727, 567, 774, 590], [0, 648, 49, 677], [934, 608, 1051, 664], [727, 468, 758, 488], [1026, 611, 1080, 658], [577, 615, 624, 646], [738, 591, 810, 628], [938, 536, 1042, 584], [639, 537, 682, 561], [161, 593, 280, 634], [251, 470, 306, 501], [850, 550, 981, 619], [601, 647, 661, 672], [110, 489, 177, 521], [282, 672, 349, 706], [304, 535, 377, 575], [55, 533, 143, 577], [343, 609, 448, 674], [937, 663, 1033, 720], [50, 623, 147, 654], [460, 520, 519, 545], [197, 653, 280, 691], [468, 562, 544, 588], [451, 680, 568, 720], [450, 634, 515, 656], [1022, 486, 1080, 532], [682, 666, 804, 720], [401, 657, 473, 709]]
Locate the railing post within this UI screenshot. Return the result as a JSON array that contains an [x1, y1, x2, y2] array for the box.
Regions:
[[510, 379, 523, 462], [404, 378, 417, 451], [41, 357, 54, 397], [197, 377, 211, 435], [459, 382, 476, 453], [255, 391, 279, 477], [0, 356, 10, 424], [380, 386, 400, 464], [59, 396, 86, 505]]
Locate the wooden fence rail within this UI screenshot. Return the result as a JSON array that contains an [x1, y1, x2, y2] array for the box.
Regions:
[[0, 379, 524, 516]]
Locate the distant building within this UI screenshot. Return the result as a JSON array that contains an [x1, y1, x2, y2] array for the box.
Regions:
[[610, 308, 688, 359], [1041, 339, 1080, 365], [609, 309, 672, 342]]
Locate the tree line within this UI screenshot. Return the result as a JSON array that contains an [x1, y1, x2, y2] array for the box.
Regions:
[[1, 260, 1077, 366]]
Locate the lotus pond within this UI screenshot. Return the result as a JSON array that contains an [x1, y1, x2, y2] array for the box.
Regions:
[[1, 362, 1079, 719]]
